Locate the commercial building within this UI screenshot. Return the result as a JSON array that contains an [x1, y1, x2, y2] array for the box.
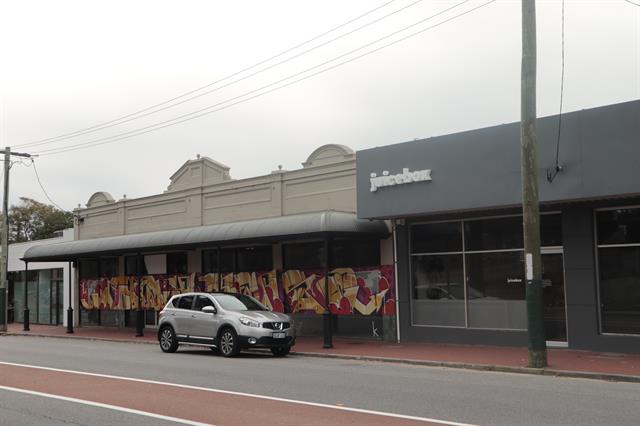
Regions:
[[357, 100, 640, 353], [8, 229, 75, 327], [23, 145, 394, 339]]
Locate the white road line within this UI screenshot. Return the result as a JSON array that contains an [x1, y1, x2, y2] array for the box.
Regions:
[[0, 384, 213, 426], [0, 360, 476, 426]]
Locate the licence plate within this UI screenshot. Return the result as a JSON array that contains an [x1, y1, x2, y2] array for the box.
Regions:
[[272, 332, 286, 339]]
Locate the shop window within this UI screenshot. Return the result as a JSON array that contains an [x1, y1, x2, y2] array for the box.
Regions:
[[464, 214, 562, 252], [331, 239, 380, 268], [540, 214, 563, 247], [411, 254, 465, 327], [202, 250, 216, 273], [125, 255, 148, 276], [237, 246, 273, 272], [464, 217, 523, 251], [409, 214, 561, 330], [597, 208, 640, 245], [283, 242, 324, 270], [411, 222, 462, 253], [167, 252, 188, 275], [466, 251, 526, 330], [100, 257, 119, 278], [597, 208, 640, 335], [79, 259, 99, 280], [202, 249, 236, 273]]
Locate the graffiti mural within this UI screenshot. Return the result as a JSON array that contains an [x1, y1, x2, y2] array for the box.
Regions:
[[79, 266, 395, 316], [282, 266, 395, 316]]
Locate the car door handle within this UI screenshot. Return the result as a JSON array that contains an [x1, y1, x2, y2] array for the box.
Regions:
[[191, 314, 197, 318]]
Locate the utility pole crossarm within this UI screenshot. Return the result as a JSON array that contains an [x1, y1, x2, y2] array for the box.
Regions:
[[0, 150, 31, 158]]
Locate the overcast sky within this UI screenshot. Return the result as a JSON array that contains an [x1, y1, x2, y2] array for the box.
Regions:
[[0, 0, 638, 211]]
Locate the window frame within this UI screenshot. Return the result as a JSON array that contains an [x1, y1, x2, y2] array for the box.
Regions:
[[594, 205, 640, 337], [408, 212, 563, 330]]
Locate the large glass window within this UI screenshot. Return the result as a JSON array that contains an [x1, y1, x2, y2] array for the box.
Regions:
[[466, 252, 526, 329], [410, 214, 562, 330], [10, 269, 61, 325], [597, 208, 640, 335], [167, 252, 188, 275], [202, 247, 271, 273], [79, 259, 99, 280], [100, 258, 119, 278], [411, 254, 465, 326], [331, 239, 380, 268], [283, 242, 324, 270], [237, 246, 273, 271], [125, 255, 148, 276]]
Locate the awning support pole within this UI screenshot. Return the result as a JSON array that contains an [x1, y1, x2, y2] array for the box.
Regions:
[[216, 246, 221, 291], [322, 236, 333, 349], [67, 261, 74, 333], [135, 253, 144, 337], [23, 261, 29, 331]]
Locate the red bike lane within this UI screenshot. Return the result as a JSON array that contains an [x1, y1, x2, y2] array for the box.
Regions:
[[0, 362, 468, 426]]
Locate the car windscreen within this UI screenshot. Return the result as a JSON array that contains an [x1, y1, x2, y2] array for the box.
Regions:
[[214, 294, 269, 311]]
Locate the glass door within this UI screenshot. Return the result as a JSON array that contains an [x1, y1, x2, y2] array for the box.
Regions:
[[542, 252, 567, 343]]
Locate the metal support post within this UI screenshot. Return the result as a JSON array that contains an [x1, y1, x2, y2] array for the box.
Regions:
[[322, 237, 333, 349], [135, 253, 144, 337], [66, 261, 74, 333], [23, 261, 29, 331]]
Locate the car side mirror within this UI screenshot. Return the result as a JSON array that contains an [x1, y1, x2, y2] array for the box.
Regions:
[[201, 305, 217, 315]]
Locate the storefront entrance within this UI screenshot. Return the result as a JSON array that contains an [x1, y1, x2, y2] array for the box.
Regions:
[[542, 252, 567, 344]]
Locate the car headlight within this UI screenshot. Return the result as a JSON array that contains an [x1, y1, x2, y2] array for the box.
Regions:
[[239, 317, 260, 327]]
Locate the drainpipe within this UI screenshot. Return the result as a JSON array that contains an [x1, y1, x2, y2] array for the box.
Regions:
[[66, 261, 74, 333], [23, 261, 29, 331], [392, 219, 401, 343]]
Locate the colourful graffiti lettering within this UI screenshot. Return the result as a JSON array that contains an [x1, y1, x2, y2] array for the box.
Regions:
[[79, 266, 395, 316]]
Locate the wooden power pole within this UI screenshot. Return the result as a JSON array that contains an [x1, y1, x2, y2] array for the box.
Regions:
[[0, 147, 32, 332], [521, 0, 547, 367]]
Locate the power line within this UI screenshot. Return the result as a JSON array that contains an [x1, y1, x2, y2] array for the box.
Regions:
[[622, 0, 640, 7], [37, 0, 493, 157], [15, 0, 406, 150], [548, 0, 565, 183], [31, 158, 68, 212]]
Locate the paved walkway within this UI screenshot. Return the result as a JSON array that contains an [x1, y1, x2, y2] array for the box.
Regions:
[[3, 323, 640, 382]]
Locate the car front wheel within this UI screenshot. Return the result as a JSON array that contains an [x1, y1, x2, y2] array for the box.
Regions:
[[219, 328, 240, 357], [159, 326, 178, 353]]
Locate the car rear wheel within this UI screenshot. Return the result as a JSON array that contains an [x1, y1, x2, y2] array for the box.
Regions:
[[219, 328, 240, 357], [159, 326, 178, 353], [271, 347, 290, 357]]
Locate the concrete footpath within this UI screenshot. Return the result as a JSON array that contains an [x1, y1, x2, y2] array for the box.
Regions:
[[3, 323, 640, 383]]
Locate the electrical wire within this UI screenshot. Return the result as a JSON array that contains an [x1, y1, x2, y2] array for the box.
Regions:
[[622, 0, 640, 7], [31, 158, 69, 212], [15, 0, 406, 149], [36, 0, 494, 157], [548, 0, 565, 183]]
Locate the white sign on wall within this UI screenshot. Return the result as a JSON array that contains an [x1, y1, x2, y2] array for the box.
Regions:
[[369, 167, 432, 192]]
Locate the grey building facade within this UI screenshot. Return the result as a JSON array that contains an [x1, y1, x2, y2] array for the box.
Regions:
[[357, 100, 640, 353]]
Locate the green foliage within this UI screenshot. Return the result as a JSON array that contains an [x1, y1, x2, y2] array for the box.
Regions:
[[8, 197, 73, 243]]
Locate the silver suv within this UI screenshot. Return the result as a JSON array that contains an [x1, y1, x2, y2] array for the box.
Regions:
[[157, 292, 295, 357]]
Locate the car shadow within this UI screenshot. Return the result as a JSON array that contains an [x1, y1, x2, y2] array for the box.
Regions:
[[176, 347, 277, 359]]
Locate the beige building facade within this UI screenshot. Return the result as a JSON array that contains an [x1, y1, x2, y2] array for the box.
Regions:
[[25, 144, 395, 339]]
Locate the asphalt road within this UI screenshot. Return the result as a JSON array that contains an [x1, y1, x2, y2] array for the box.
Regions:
[[0, 335, 639, 425]]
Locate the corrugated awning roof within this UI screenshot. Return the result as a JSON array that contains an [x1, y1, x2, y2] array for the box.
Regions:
[[22, 211, 389, 262]]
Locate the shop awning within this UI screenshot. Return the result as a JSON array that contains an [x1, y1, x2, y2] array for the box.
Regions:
[[22, 211, 389, 262]]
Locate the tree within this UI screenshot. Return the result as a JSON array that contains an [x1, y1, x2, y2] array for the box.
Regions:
[[8, 197, 73, 243]]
